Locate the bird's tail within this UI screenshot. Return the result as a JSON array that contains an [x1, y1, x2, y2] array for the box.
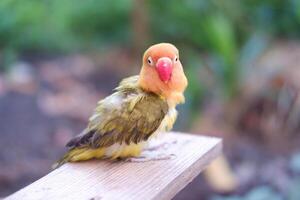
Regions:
[[52, 148, 105, 170], [52, 155, 69, 170], [52, 148, 86, 170]]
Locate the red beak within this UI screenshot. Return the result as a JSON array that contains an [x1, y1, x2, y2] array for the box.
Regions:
[[156, 57, 173, 82]]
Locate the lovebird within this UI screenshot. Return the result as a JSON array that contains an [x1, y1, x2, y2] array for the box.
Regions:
[[53, 43, 188, 168]]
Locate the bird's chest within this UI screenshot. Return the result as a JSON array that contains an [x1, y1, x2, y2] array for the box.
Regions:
[[153, 107, 178, 137]]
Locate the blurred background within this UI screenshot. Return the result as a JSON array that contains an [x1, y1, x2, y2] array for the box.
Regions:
[[1, 0, 300, 199]]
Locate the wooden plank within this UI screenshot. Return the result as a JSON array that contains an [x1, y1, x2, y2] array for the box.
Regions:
[[6, 132, 222, 200]]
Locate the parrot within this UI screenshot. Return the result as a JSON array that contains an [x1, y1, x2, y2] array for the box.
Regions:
[[53, 43, 188, 168]]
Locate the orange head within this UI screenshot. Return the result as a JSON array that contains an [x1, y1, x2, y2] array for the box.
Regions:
[[138, 43, 188, 103]]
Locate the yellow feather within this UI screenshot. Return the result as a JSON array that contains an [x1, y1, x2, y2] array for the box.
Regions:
[[110, 143, 143, 159], [151, 107, 178, 138], [70, 148, 105, 162]]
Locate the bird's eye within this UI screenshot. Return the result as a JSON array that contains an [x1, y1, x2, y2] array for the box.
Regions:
[[174, 56, 179, 62], [147, 57, 153, 66]]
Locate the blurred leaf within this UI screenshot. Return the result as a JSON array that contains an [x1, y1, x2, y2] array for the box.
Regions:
[[0, 48, 17, 72], [205, 14, 237, 63], [244, 186, 283, 200], [289, 152, 300, 173], [288, 178, 300, 200]]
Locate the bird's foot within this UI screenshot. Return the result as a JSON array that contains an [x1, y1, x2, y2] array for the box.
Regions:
[[125, 152, 176, 162]]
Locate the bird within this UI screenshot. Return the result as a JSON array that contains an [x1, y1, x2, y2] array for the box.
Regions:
[[53, 43, 188, 168]]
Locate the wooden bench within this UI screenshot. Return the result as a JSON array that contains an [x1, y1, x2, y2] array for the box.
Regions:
[[6, 132, 222, 200]]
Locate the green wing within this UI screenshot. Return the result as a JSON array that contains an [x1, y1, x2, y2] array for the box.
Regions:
[[66, 77, 168, 149]]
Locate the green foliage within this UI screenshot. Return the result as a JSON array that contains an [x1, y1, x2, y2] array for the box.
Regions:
[[148, 0, 300, 98], [0, 0, 132, 53], [0, 0, 299, 96]]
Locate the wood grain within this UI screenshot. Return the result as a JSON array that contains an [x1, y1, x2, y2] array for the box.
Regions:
[[6, 132, 221, 200]]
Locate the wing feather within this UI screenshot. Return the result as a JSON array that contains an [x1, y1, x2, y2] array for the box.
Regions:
[[66, 84, 168, 149]]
